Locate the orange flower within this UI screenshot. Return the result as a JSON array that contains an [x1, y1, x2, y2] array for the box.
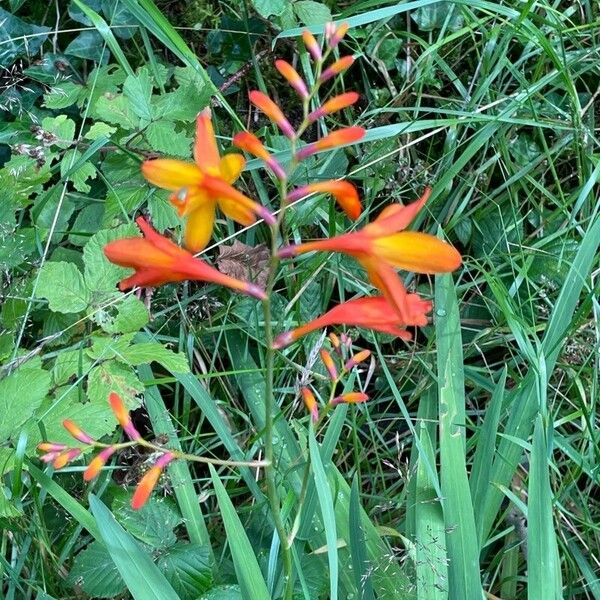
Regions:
[[301, 388, 319, 423], [279, 188, 461, 321], [302, 30, 322, 61], [345, 349, 371, 370], [131, 452, 175, 510], [320, 349, 338, 380], [52, 448, 82, 469], [331, 392, 368, 406], [273, 295, 432, 349], [232, 131, 286, 179], [63, 419, 95, 444], [141, 109, 274, 252], [286, 180, 361, 220], [275, 60, 309, 99], [109, 392, 142, 441], [104, 217, 267, 299], [319, 56, 355, 83], [326, 22, 349, 48], [295, 126, 365, 161], [249, 91, 295, 138], [308, 92, 359, 123], [84, 447, 116, 481]]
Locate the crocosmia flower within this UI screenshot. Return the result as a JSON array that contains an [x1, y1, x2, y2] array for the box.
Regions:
[[141, 109, 274, 252], [279, 188, 461, 321], [104, 217, 266, 299], [131, 452, 175, 510], [273, 295, 432, 348], [287, 180, 361, 220]]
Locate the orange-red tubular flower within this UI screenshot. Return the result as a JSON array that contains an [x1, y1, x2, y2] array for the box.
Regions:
[[345, 349, 371, 370], [63, 419, 95, 445], [301, 388, 319, 423], [53, 448, 82, 469], [108, 392, 142, 441], [141, 109, 274, 252], [275, 60, 309, 99], [327, 22, 349, 48], [331, 392, 368, 406], [84, 447, 116, 481], [319, 56, 355, 83], [302, 30, 322, 61], [287, 180, 361, 220], [273, 295, 432, 349], [320, 349, 338, 380], [104, 217, 267, 299], [232, 131, 286, 179], [295, 126, 365, 161], [279, 188, 461, 321], [308, 92, 359, 123], [249, 91, 295, 139], [131, 452, 175, 510]]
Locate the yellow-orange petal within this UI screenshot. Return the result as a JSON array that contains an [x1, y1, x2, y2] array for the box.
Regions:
[[301, 388, 319, 423], [218, 153, 245, 184], [184, 201, 216, 252], [365, 187, 431, 236], [319, 56, 355, 83], [372, 231, 463, 274], [249, 91, 295, 138], [84, 447, 116, 482], [63, 419, 94, 444], [275, 59, 309, 99], [142, 159, 203, 191], [345, 349, 371, 370], [131, 466, 161, 510], [331, 392, 368, 405], [193, 108, 221, 173], [302, 30, 322, 61], [308, 92, 359, 123], [296, 127, 365, 160], [288, 180, 361, 220]]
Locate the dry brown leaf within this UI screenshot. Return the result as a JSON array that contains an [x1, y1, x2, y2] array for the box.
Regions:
[[216, 241, 270, 288]]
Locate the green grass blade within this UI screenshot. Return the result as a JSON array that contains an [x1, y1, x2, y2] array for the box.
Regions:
[[415, 424, 448, 599], [308, 427, 338, 600], [470, 367, 507, 546], [349, 475, 375, 600], [208, 465, 271, 600], [527, 416, 562, 599], [88, 494, 179, 600], [435, 273, 482, 598]]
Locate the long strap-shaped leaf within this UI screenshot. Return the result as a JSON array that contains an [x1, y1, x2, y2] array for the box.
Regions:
[[89, 494, 179, 600], [435, 273, 483, 598]]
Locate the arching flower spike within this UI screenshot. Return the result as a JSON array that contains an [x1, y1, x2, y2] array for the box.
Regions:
[[232, 131, 286, 179], [286, 180, 361, 220], [279, 188, 461, 321], [308, 92, 359, 123], [141, 109, 274, 252], [104, 217, 267, 299]]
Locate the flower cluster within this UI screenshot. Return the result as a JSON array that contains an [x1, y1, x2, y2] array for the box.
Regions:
[[38, 392, 175, 509]]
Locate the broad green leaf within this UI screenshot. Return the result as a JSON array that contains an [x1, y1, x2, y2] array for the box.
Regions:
[[85, 121, 117, 140], [36, 262, 90, 313], [60, 149, 98, 193], [294, 0, 332, 25], [69, 204, 106, 246], [43, 82, 82, 109], [113, 494, 181, 549], [198, 586, 242, 600], [0, 365, 50, 442], [87, 360, 144, 409], [120, 342, 190, 373], [67, 541, 127, 598], [0, 7, 50, 63], [94, 94, 140, 129], [157, 543, 213, 599], [89, 494, 180, 600], [65, 30, 106, 62], [209, 465, 270, 600], [41, 115, 76, 149], [124, 67, 154, 122], [101, 295, 150, 334], [251, 0, 288, 18], [52, 348, 94, 386], [145, 121, 192, 157]]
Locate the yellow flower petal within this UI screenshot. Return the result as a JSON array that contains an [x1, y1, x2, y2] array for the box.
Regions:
[[219, 153, 245, 184], [142, 159, 202, 191], [184, 201, 217, 252], [373, 231, 462, 274]]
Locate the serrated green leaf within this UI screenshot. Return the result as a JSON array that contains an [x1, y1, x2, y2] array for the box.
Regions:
[[293, 0, 331, 25], [41, 115, 76, 149], [94, 93, 140, 129], [52, 348, 94, 386], [0, 364, 51, 443], [85, 121, 117, 140], [43, 81, 82, 109], [36, 262, 91, 313], [158, 543, 213, 599], [113, 495, 181, 549], [145, 121, 192, 157], [61, 149, 98, 192], [69, 204, 106, 246], [123, 67, 154, 122], [101, 295, 150, 334], [87, 360, 144, 409], [68, 541, 127, 598], [252, 0, 288, 18], [120, 342, 190, 373]]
